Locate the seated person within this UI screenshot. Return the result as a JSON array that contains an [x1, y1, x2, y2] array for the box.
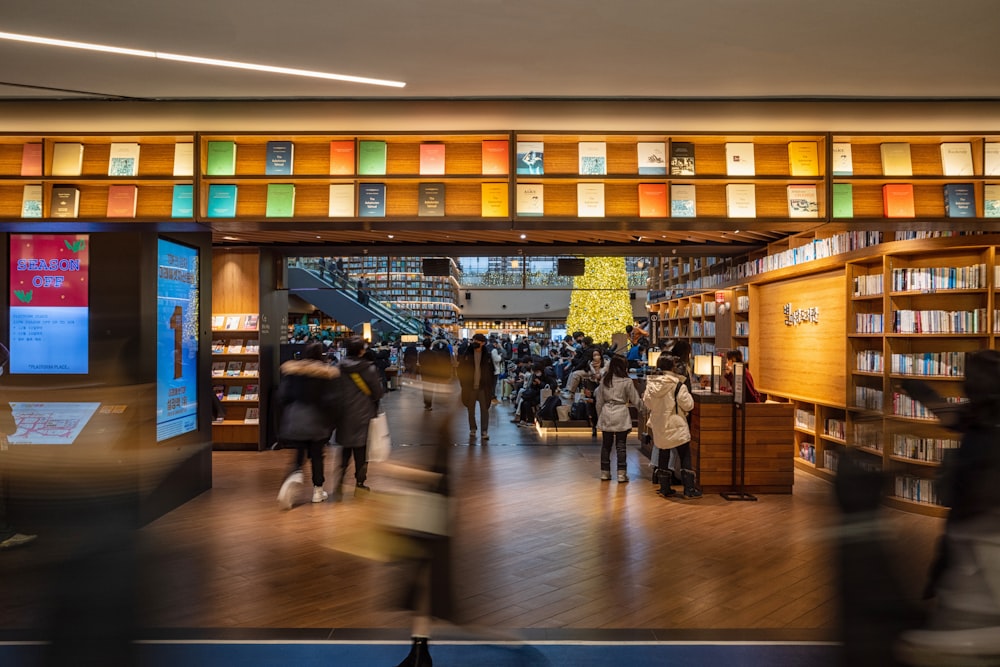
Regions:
[[724, 350, 761, 402]]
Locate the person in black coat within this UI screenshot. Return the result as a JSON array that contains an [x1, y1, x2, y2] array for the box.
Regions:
[[333, 337, 385, 495], [275, 342, 341, 509], [456, 333, 496, 441]]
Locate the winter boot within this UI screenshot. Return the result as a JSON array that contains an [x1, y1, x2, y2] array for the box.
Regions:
[[394, 636, 433, 667], [681, 469, 703, 498]]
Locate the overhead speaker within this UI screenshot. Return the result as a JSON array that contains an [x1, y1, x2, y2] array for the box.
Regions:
[[557, 258, 585, 276], [422, 258, 450, 276]]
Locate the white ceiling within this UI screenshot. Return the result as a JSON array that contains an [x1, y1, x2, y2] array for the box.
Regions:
[[2, 0, 999, 101]]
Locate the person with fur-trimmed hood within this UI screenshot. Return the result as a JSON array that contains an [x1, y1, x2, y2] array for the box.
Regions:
[[275, 341, 341, 509]]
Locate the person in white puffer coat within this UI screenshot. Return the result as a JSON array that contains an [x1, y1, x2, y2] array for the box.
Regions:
[[643, 355, 701, 498]]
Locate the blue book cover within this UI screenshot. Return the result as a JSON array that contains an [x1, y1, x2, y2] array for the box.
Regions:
[[944, 183, 975, 218], [358, 183, 386, 217], [206, 184, 238, 218], [171, 184, 194, 218], [265, 140, 294, 175], [516, 141, 544, 175]]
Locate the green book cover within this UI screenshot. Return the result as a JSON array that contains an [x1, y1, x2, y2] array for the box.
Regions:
[[358, 140, 387, 175], [265, 183, 296, 217], [206, 141, 237, 176], [832, 183, 853, 218]]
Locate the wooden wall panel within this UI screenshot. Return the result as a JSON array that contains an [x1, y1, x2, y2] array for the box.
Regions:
[[212, 248, 260, 314], [750, 270, 846, 406]]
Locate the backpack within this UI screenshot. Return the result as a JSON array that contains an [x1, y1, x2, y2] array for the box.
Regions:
[[536, 394, 562, 422], [569, 400, 589, 421]]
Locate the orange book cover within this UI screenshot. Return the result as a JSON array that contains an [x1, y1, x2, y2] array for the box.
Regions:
[[105, 184, 138, 218], [419, 143, 446, 175], [481, 183, 509, 217], [638, 183, 667, 218], [20, 143, 42, 176], [329, 140, 355, 175], [482, 140, 509, 175], [883, 184, 915, 218]]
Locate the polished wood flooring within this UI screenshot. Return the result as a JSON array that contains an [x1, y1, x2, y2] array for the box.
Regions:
[[1, 381, 944, 639]]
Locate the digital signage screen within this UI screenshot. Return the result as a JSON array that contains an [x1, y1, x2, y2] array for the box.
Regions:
[[156, 238, 199, 442], [8, 234, 89, 374]]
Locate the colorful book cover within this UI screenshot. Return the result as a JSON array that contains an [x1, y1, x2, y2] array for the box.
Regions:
[[206, 141, 237, 176], [669, 141, 695, 176], [265, 183, 296, 217], [328, 184, 355, 217], [832, 183, 854, 218], [242, 384, 259, 401], [226, 338, 244, 353], [880, 143, 913, 176], [883, 183, 915, 217], [211, 315, 225, 329], [224, 315, 240, 330], [481, 183, 509, 217], [173, 142, 194, 177], [357, 140, 387, 175], [515, 183, 543, 216], [985, 143, 1000, 176], [50, 186, 80, 218], [51, 142, 84, 176], [725, 183, 756, 218], [832, 143, 853, 176], [725, 142, 755, 176], [105, 184, 138, 218], [786, 184, 819, 218], [108, 142, 140, 176], [418, 183, 446, 216], [226, 385, 244, 400], [577, 183, 605, 217], [226, 361, 243, 377], [243, 361, 260, 376], [358, 183, 386, 217], [578, 142, 607, 175], [481, 139, 509, 175], [787, 141, 819, 176], [206, 184, 238, 218], [211, 362, 226, 377], [515, 141, 544, 175], [984, 184, 1000, 218], [20, 185, 42, 218], [419, 143, 446, 175], [637, 183, 667, 218], [244, 339, 260, 353], [939, 142, 974, 176], [329, 140, 355, 175], [171, 184, 194, 218], [943, 183, 976, 218], [244, 407, 260, 424], [20, 143, 42, 177], [670, 184, 696, 217], [637, 142, 666, 175], [243, 314, 259, 330], [213, 385, 225, 399], [265, 140, 294, 175], [211, 339, 225, 353]]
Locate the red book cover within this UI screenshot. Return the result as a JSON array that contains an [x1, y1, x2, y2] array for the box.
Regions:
[[638, 183, 667, 218], [20, 143, 42, 176], [883, 183, 915, 218], [10, 234, 89, 308], [329, 140, 355, 175], [105, 184, 138, 218], [481, 140, 509, 175], [419, 143, 446, 175]]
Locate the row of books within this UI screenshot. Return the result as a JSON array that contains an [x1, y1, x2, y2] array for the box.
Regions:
[[844, 141, 1000, 178], [211, 339, 260, 354], [20, 142, 194, 178], [852, 423, 884, 451], [212, 314, 259, 331], [855, 313, 885, 334], [794, 408, 816, 430], [825, 418, 847, 440], [856, 349, 884, 373], [734, 231, 884, 281], [895, 475, 940, 506], [853, 274, 884, 297], [890, 264, 987, 292], [19, 184, 195, 219], [891, 393, 967, 420], [890, 308, 987, 335], [799, 441, 816, 464], [855, 386, 885, 411], [214, 384, 260, 401], [891, 433, 960, 463], [212, 361, 260, 377]]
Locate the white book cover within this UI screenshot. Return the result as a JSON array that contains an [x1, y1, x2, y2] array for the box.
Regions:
[[328, 184, 355, 217], [940, 142, 974, 176], [20, 185, 42, 218], [578, 142, 607, 175], [670, 184, 696, 218], [577, 183, 605, 217], [984, 184, 1000, 218], [637, 142, 666, 174], [726, 183, 756, 218], [985, 143, 1000, 176], [51, 142, 83, 176], [725, 142, 755, 176], [108, 142, 140, 176], [787, 184, 819, 218], [880, 142, 913, 176], [832, 143, 853, 176], [516, 183, 544, 216], [173, 143, 194, 176]]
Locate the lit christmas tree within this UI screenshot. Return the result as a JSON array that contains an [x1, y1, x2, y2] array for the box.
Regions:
[[566, 256, 634, 344]]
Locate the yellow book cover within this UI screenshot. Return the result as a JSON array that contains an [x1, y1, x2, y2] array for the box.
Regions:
[[481, 183, 508, 217], [787, 141, 819, 176]]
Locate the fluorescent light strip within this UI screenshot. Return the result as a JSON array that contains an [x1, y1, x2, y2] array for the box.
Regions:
[[0, 31, 406, 88]]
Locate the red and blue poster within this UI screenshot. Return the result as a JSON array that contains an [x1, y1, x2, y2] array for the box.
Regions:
[[9, 234, 89, 374], [156, 238, 199, 441]]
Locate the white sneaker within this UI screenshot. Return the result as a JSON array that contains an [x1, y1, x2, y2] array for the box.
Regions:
[[600, 470, 612, 481], [618, 471, 630, 483], [277, 470, 304, 510], [312, 486, 329, 503]]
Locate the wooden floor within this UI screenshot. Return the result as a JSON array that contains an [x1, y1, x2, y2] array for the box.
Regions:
[[0, 381, 944, 639]]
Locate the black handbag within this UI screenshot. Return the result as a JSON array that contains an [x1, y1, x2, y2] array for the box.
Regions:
[[569, 400, 589, 421]]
